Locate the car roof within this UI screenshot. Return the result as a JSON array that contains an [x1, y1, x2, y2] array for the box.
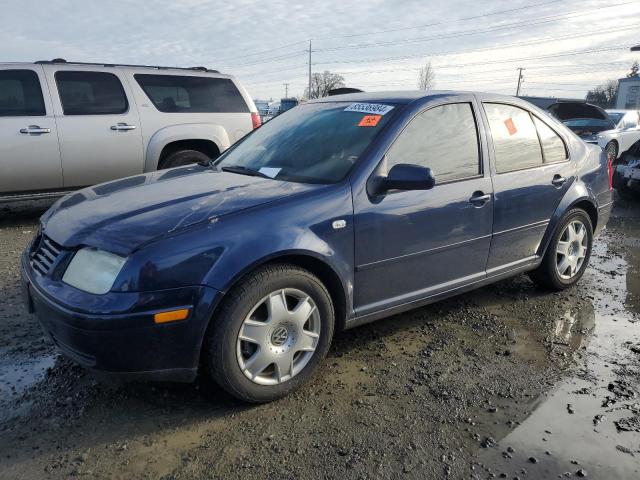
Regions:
[[309, 90, 517, 105]]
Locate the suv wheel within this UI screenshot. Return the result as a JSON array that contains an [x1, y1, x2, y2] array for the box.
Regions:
[[529, 209, 593, 290], [202, 264, 334, 403], [159, 149, 210, 169]]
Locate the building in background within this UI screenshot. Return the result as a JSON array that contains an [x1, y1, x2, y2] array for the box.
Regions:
[[616, 77, 640, 109]]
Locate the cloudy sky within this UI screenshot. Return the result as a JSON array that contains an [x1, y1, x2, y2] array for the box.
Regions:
[[2, 0, 639, 100]]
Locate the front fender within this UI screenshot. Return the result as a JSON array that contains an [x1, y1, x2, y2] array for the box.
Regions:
[[145, 124, 231, 171]]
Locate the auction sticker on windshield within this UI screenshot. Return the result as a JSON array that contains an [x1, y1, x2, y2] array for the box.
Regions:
[[344, 103, 394, 115], [358, 115, 382, 127]]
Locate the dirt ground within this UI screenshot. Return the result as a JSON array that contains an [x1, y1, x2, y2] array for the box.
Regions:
[[0, 198, 638, 479]]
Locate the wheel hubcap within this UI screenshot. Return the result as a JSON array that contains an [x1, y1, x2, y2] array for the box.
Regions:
[[556, 220, 588, 280], [236, 288, 321, 385]]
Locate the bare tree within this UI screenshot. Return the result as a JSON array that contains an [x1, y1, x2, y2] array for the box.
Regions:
[[417, 61, 436, 90], [305, 71, 345, 99], [586, 79, 619, 109]]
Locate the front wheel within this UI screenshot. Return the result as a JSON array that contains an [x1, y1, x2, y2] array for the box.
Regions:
[[605, 141, 618, 162], [202, 264, 334, 403], [529, 209, 593, 290]]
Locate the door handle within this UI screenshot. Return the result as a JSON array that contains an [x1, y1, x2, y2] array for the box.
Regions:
[[110, 123, 136, 131], [552, 175, 567, 188], [469, 191, 492, 207], [20, 125, 51, 135]]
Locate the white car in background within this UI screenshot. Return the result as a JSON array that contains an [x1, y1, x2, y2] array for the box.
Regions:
[[0, 59, 260, 202], [597, 109, 640, 160]]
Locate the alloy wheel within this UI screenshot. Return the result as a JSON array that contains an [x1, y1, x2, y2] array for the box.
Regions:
[[236, 288, 321, 385], [555, 220, 588, 280]]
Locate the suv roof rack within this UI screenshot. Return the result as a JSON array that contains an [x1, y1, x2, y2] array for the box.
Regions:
[[34, 59, 220, 74]]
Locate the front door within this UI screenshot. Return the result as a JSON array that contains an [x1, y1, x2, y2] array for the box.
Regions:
[[44, 66, 144, 188], [0, 66, 62, 194], [353, 101, 493, 317], [481, 102, 574, 273]]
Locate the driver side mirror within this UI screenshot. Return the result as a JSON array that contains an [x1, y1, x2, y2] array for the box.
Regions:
[[381, 164, 436, 192]]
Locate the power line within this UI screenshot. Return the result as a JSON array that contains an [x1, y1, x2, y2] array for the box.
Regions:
[[313, 2, 635, 53]]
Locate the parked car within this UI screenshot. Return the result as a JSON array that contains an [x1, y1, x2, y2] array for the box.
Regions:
[[597, 109, 640, 161], [21, 91, 613, 403], [520, 96, 614, 144], [613, 138, 640, 198], [0, 59, 260, 202]]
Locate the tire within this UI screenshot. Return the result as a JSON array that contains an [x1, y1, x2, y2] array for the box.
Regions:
[[159, 149, 210, 169], [529, 209, 593, 291], [202, 264, 335, 403], [605, 141, 618, 162]]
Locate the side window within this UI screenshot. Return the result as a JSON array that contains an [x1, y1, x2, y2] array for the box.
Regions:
[[623, 112, 638, 129], [55, 71, 128, 115], [134, 74, 249, 113], [532, 117, 568, 163], [484, 103, 543, 173], [0, 70, 45, 116], [386, 103, 480, 183]]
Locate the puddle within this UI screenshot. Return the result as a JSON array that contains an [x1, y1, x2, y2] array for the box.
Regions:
[[0, 349, 57, 422], [476, 238, 640, 478]]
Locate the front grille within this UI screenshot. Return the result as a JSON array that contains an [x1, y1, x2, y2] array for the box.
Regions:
[[30, 235, 62, 276]]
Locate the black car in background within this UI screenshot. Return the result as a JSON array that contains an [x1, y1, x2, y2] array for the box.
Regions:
[[520, 96, 614, 144]]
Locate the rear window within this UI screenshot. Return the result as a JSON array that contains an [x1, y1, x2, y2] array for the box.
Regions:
[[134, 74, 249, 113], [0, 70, 45, 117], [56, 71, 128, 115]]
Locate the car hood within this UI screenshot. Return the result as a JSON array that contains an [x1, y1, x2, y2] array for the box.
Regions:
[[41, 165, 322, 255]]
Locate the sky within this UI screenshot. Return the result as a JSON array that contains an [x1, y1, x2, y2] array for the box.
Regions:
[[1, 0, 639, 101]]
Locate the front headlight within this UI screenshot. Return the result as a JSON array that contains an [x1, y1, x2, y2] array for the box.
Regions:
[[62, 248, 127, 294]]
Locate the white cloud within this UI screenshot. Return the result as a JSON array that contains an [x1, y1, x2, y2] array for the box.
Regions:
[[1, 0, 638, 99]]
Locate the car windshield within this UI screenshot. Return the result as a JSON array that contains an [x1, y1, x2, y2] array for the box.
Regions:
[[607, 112, 625, 125], [215, 102, 398, 184]]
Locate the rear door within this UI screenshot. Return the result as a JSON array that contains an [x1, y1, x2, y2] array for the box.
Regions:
[[617, 111, 640, 154], [481, 102, 573, 273], [44, 66, 144, 188], [353, 100, 493, 316], [0, 66, 62, 194]]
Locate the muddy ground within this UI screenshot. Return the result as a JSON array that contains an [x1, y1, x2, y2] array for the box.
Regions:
[[0, 198, 638, 479]]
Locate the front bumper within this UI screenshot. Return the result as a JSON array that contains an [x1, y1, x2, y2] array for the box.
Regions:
[[21, 252, 223, 382]]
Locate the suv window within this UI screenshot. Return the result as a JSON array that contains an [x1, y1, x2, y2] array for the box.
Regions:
[[532, 117, 567, 163], [56, 71, 128, 115], [386, 103, 480, 183], [484, 103, 543, 173], [134, 74, 249, 113], [0, 70, 45, 117]]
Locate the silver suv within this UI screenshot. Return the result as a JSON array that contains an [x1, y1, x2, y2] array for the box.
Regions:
[[0, 59, 259, 201]]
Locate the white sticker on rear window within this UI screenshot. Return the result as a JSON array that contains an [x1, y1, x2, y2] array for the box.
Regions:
[[344, 103, 394, 115], [258, 167, 281, 178]]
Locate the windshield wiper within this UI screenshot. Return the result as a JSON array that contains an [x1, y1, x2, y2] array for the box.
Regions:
[[220, 165, 272, 179]]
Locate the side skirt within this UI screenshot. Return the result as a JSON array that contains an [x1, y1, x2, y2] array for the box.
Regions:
[[345, 256, 541, 330]]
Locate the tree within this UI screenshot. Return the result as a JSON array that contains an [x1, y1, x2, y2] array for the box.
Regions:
[[586, 79, 618, 109], [305, 71, 345, 99], [417, 61, 436, 90], [628, 60, 639, 78]]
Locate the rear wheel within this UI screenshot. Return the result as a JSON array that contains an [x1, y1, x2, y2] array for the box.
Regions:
[[202, 264, 334, 403], [529, 209, 593, 290], [159, 149, 210, 169]]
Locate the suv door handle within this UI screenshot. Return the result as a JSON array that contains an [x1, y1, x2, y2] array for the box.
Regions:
[[552, 175, 567, 188], [110, 123, 136, 131], [20, 125, 51, 135], [469, 191, 491, 207]]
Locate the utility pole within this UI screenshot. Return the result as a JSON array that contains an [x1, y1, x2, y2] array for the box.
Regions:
[[515, 67, 525, 96], [283, 83, 289, 98], [308, 40, 312, 100]]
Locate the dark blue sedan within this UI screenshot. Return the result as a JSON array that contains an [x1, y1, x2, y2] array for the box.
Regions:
[[21, 92, 614, 402]]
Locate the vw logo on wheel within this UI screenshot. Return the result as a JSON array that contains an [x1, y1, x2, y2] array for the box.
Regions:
[[270, 326, 289, 346]]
